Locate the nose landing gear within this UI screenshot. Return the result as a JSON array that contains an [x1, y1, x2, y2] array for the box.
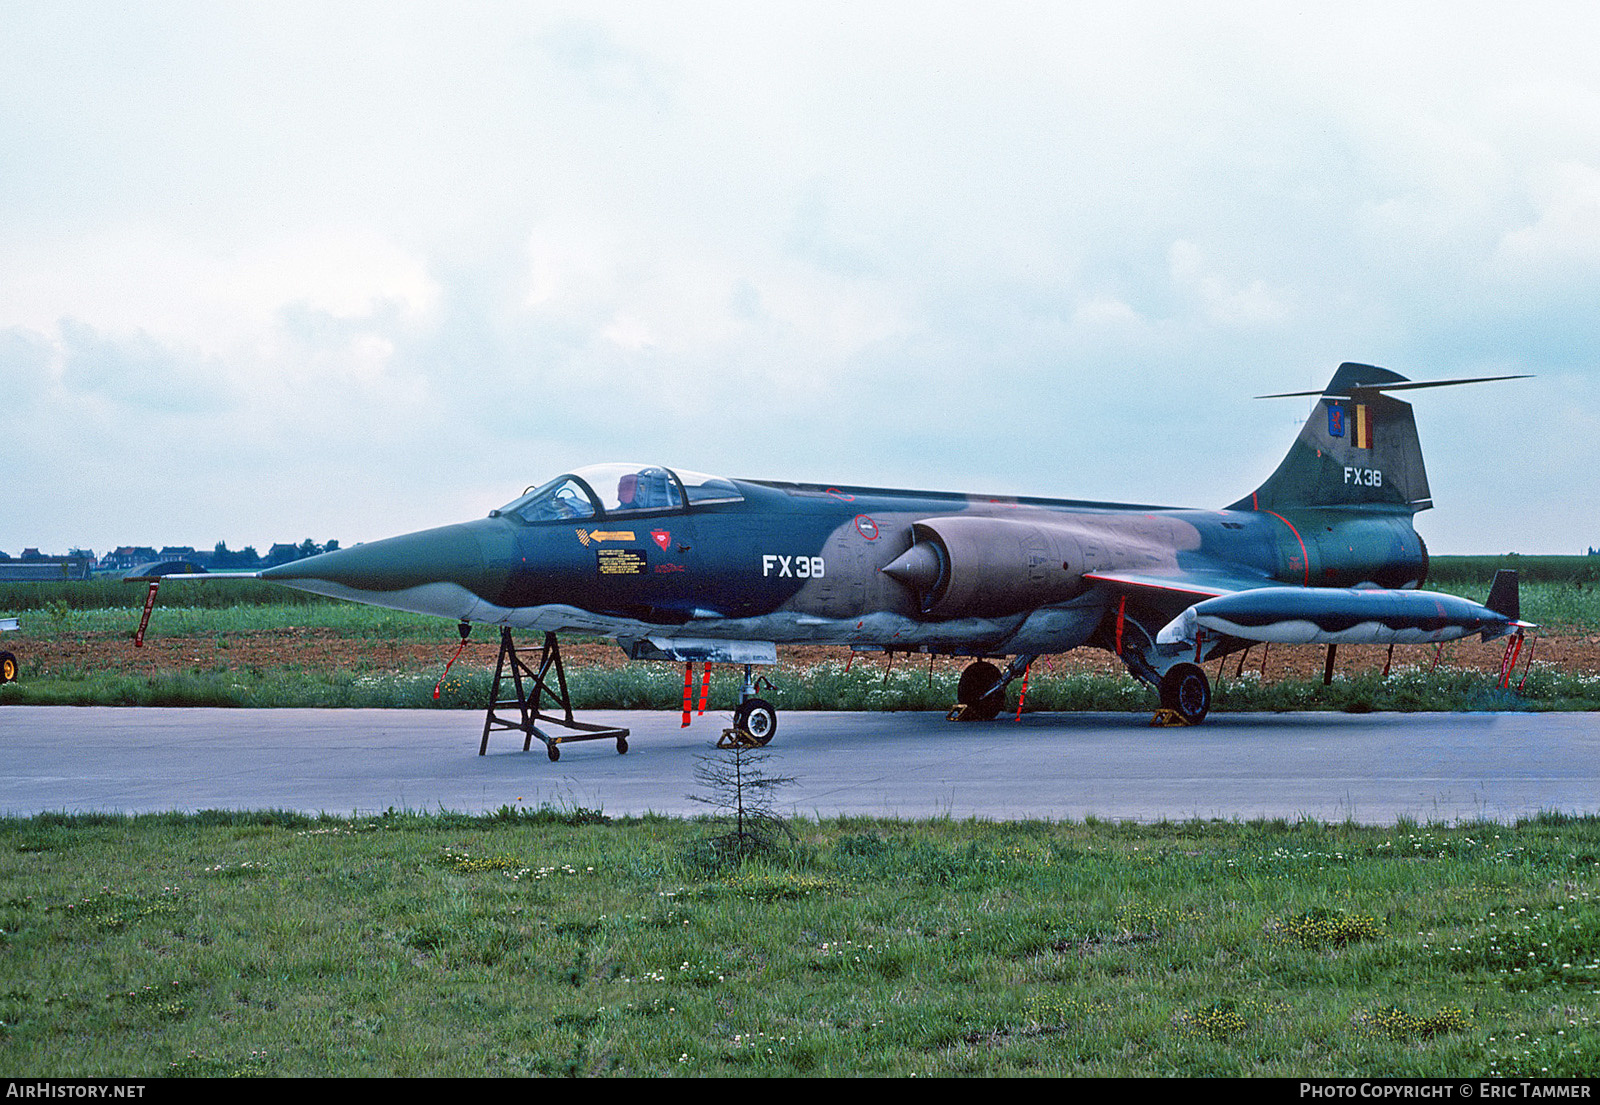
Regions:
[[720, 665, 778, 748], [731, 697, 778, 745]]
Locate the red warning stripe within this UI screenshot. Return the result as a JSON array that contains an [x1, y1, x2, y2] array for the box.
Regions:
[[1262, 510, 1310, 586], [134, 581, 160, 648]]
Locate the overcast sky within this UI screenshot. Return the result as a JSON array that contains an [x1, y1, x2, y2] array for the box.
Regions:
[[2, 1, 1597, 557]]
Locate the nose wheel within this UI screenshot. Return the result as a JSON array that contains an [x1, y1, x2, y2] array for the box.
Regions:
[[730, 697, 777, 746]]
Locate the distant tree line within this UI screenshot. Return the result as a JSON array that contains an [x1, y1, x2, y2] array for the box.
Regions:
[[1, 542, 347, 575], [210, 540, 342, 569], [80, 540, 344, 573]]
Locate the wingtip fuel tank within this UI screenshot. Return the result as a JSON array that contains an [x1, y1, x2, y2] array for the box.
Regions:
[[1156, 577, 1532, 647]]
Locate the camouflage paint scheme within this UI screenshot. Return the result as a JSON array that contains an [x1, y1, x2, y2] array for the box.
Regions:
[[148, 363, 1527, 725]]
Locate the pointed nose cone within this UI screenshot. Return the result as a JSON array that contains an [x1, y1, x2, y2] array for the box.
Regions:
[[882, 543, 943, 590], [262, 518, 514, 617]]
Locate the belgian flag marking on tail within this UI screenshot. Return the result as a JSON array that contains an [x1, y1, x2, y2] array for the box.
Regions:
[[1352, 403, 1372, 449]]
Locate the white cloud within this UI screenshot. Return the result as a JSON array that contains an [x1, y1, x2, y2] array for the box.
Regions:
[[2, 3, 1598, 552], [1496, 161, 1600, 270], [1167, 241, 1290, 328]]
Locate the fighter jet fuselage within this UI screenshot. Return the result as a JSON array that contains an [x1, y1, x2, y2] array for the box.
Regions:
[[263, 476, 1429, 666], [134, 362, 1530, 736]]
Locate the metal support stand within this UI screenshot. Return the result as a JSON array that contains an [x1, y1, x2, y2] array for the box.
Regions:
[[479, 628, 630, 761]]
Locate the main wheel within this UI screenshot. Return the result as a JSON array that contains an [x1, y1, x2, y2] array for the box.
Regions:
[[1159, 662, 1211, 725], [733, 698, 778, 745], [0, 651, 15, 684], [956, 660, 1005, 721]]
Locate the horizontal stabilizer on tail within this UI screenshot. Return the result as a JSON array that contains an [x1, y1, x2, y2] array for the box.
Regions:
[[1255, 374, 1532, 400]]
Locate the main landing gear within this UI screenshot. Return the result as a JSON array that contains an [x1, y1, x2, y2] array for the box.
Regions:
[[1154, 661, 1211, 726], [945, 653, 1213, 725], [479, 629, 631, 761], [948, 655, 1036, 721], [1102, 602, 1213, 726]]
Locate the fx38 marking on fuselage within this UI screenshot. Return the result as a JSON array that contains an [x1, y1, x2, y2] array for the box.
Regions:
[[127, 365, 1533, 753], [762, 555, 826, 579]]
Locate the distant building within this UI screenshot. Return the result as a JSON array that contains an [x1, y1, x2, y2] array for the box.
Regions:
[[0, 553, 93, 581], [97, 547, 160, 572], [264, 543, 303, 567]]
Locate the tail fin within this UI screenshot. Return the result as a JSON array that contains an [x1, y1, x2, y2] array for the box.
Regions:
[[1230, 363, 1530, 515], [1485, 568, 1520, 622], [1229, 363, 1429, 514]]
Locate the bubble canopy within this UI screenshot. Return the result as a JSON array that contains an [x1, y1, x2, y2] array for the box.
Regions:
[[493, 464, 744, 523]]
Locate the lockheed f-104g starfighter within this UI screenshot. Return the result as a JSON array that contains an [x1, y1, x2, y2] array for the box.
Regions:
[[130, 362, 1530, 759]]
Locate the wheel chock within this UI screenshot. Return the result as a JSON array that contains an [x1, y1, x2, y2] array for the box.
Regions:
[[716, 726, 763, 749], [1149, 708, 1193, 727], [945, 703, 969, 721]]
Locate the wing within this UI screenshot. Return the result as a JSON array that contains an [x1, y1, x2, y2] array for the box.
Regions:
[[1082, 568, 1280, 602]]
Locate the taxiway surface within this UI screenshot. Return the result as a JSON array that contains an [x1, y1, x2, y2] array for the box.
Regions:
[[2, 707, 1597, 824]]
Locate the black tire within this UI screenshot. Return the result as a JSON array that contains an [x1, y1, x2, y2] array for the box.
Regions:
[[733, 698, 778, 745], [1159, 662, 1211, 725], [616, 736, 629, 755], [547, 742, 561, 762], [0, 651, 15, 684], [956, 660, 1005, 721]]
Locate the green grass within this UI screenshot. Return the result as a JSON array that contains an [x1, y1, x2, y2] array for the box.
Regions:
[[7, 656, 1600, 712], [6, 601, 443, 639], [6, 554, 1600, 613], [0, 578, 340, 611], [2, 809, 1598, 1076], [1426, 554, 1600, 586], [9, 579, 1598, 645], [4, 563, 1599, 711]]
